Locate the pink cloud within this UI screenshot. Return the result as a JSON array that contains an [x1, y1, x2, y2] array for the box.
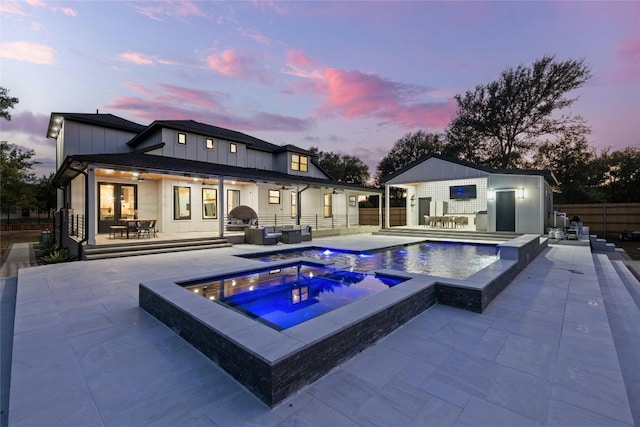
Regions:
[[611, 34, 640, 84], [103, 83, 311, 133], [238, 28, 277, 46], [206, 49, 270, 83], [24, 0, 77, 16], [119, 51, 154, 65], [118, 51, 178, 66], [285, 51, 455, 129], [122, 82, 153, 94], [156, 84, 229, 110], [0, 1, 27, 15], [315, 68, 453, 128], [287, 50, 316, 70], [130, 1, 205, 21], [0, 41, 54, 64]]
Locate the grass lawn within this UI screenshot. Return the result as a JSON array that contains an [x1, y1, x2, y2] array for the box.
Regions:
[[0, 230, 42, 258]]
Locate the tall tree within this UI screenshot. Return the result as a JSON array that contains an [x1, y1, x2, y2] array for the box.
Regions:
[[531, 121, 602, 203], [0, 141, 38, 222], [446, 56, 592, 169], [0, 87, 19, 120], [603, 147, 640, 203], [309, 147, 370, 185], [374, 131, 444, 186], [35, 173, 58, 218]]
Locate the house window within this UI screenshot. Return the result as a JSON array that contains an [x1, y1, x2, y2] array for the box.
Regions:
[[227, 189, 240, 214], [174, 186, 191, 220], [230, 143, 237, 153], [291, 154, 308, 172], [205, 138, 214, 150], [349, 195, 356, 207], [178, 133, 186, 145], [202, 188, 217, 219], [269, 189, 280, 204], [324, 194, 332, 218], [290, 191, 297, 218]]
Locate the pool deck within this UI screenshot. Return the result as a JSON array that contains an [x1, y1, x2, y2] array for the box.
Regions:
[[2, 234, 639, 426]]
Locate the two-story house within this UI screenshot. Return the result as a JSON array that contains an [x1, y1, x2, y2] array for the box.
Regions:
[[48, 113, 382, 258]]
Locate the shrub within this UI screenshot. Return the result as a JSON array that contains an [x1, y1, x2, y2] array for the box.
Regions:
[[41, 248, 70, 264]]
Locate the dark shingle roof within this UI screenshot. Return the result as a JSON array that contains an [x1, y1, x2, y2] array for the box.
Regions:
[[54, 153, 382, 193], [48, 113, 146, 137], [127, 120, 283, 152], [381, 153, 557, 185]]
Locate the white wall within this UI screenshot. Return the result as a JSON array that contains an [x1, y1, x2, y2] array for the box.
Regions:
[[487, 174, 545, 234], [60, 121, 136, 160]]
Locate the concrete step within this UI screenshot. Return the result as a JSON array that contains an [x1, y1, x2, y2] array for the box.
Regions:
[[611, 260, 640, 311], [589, 234, 618, 253], [84, 242, 232, 260], [83, 238, 232, 260], [593, 254, 640, 425]]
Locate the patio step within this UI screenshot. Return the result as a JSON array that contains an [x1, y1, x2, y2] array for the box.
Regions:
[[373, 228, 520, 243], [593, 254, 640, 424], [83, 237, 232, 260], [589, 234, 619, 252]]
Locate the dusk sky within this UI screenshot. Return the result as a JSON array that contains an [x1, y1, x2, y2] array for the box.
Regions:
[[1, 1, 639, 178]]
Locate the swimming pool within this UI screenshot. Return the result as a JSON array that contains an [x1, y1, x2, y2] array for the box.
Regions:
[[241, 241, 499, 279], [182, 263, 406, 330], [141, 234, 547, 406]]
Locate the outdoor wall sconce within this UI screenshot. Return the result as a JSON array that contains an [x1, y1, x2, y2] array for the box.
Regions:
[[517, 188, 525, 200], [487, 190, 495, 201], [410, 195, 415, 207]]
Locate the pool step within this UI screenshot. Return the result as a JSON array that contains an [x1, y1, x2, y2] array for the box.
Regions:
[[83, 237, 232, 260]]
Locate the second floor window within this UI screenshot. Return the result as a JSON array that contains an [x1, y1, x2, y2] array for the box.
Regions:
[[178, 133, 186, 144], [230, 143, 237, 153], [291, 154, 308, 172], [205, 138, 214, 150]]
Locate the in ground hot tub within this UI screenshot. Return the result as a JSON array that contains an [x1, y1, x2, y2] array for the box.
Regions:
[[139, 259, 432, 407]]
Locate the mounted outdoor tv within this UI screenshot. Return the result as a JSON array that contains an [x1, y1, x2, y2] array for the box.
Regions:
[[449, 184, 477, 200]]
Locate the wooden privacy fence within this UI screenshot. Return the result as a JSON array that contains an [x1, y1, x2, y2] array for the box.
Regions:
[[359, 207, 406, 227], [554, 203, 640, 240]]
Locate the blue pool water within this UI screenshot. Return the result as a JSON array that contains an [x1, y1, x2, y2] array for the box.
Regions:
[[181, 263, 406, 330], [242, 241, 499, 279]]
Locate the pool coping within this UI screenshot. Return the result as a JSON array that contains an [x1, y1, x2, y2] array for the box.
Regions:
[[139, 234, 546, 406]]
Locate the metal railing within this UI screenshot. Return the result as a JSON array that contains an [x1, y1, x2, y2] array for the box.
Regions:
[[243, 214, 364, 230], [68, 213, 86, 240]]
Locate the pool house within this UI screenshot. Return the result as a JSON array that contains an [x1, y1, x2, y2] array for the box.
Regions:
[[382, 154, 557, 234]]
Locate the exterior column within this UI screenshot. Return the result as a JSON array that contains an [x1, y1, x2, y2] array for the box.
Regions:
[[385, 184, 390, 229], [378, 192, 382, 229], [345, 192, 349, 228], [218, 179, 225, 238], [87, 168, 96, 245]]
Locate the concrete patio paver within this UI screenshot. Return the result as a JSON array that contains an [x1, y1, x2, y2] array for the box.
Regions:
[[3, 236, 638, 426]]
